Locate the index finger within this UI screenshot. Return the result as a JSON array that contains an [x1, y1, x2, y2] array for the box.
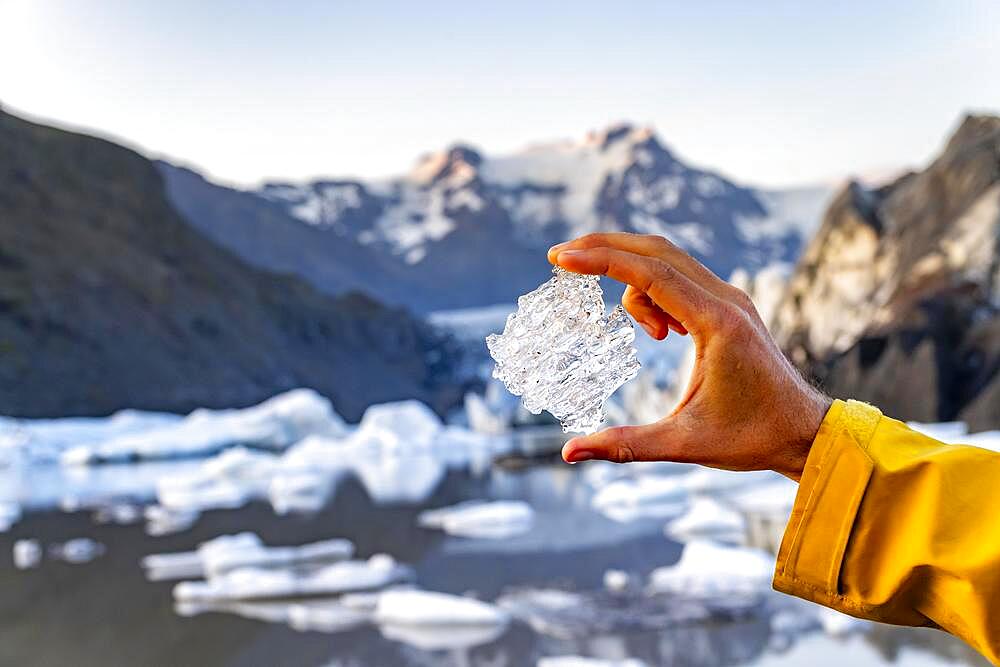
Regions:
[[555, 247, 716, 336], [550, 232, 732, 301]]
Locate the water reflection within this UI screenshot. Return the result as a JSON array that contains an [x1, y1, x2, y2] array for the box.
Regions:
[[0, 455, 989, 666]]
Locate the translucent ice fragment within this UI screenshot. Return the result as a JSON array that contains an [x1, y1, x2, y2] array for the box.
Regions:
[[486, 267, 640, 433]]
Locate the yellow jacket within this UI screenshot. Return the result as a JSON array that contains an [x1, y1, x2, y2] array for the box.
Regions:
[[774, 399, 1000, 664]]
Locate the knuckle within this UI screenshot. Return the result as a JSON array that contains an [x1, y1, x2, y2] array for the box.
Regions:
[[727, 285, 756, 311], [708, 301, 748, 332], [606, 426, 639, 463], [614, 444, 636, 464]]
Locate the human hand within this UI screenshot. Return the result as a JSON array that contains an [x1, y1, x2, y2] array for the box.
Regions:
[[548, 233, 830, 481]]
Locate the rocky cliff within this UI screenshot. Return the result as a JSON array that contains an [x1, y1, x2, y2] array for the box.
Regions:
[[772, 115, 1000, 428], [0, 109, 463, 419]]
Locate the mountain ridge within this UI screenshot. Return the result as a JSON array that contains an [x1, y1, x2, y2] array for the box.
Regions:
[[161, 122, 832, 313]]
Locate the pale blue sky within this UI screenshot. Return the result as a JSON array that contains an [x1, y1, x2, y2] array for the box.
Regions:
[[1, 0, 997, 187]]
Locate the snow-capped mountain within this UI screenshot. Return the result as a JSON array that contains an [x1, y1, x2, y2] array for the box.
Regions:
[[162, 123, 832, 312]]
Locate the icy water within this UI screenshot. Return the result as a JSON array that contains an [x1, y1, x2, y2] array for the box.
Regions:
[[0, 459, 988, 667]]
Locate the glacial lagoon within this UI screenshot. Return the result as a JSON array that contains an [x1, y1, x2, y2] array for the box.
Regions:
[[0, 441, 987, 666]]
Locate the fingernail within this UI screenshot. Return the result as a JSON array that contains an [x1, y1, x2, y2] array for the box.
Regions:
[[548, 242, 569, 254], [566, 449, 595, 463], [558, 250, 586, 258]]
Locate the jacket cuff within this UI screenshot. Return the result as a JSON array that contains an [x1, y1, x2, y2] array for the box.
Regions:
[[772, 399, 880, 611]]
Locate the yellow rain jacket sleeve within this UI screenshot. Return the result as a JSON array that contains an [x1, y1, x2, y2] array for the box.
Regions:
[[773, 399, 1000, 664]]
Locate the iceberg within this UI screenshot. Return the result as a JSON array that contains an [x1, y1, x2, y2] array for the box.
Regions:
[[143, 532, 354, 581], [418, 500, 534, 539], [487, 267, 640, 434], [60, 389, 345, 465]]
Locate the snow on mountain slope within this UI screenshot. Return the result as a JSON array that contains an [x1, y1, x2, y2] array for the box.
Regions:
[[255, 124, 829, 276], [164, 123, 830, 312]]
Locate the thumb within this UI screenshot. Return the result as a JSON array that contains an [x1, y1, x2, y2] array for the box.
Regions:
[[562, 420, 685, 464]]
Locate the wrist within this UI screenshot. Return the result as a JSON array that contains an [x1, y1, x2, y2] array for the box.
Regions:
[[779, 389, 833, 482]]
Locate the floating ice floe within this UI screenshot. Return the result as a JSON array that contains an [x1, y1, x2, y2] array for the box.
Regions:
[[143, 532, 354, 581], [664, 496, 746, 543], [647, 540, 774, 607], [13, 539, 41, 569], [418, 500, 534, 539], [61, 389, 345, 465], [144, 505, 200, 537], [173, 553, 411, 602], [50, 537, 105, 564]]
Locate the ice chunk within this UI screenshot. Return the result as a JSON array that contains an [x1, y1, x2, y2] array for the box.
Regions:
[[144, 505, 200, 537], [664, 496, 746, 543], [13, 539, 41, 569], [602, 569, 632, 592], [418, 500, 534, 539], [486, 267, 640, 434], [173, 553, 411, 601], [50, 538, 105, 564], [356, 400, 442, 453], [143, 532, 354, 581]]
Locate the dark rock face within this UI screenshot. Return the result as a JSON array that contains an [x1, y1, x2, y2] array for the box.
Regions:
[[0, 110, 465, 419], [772, 115, 1000, 427], [160, 124, 824, 313]]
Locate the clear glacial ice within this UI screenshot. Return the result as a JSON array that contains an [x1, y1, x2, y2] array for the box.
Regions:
[[486, 267, 641, 434]]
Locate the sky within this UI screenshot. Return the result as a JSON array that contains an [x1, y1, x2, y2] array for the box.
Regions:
[[1, 0, 998, 188]]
